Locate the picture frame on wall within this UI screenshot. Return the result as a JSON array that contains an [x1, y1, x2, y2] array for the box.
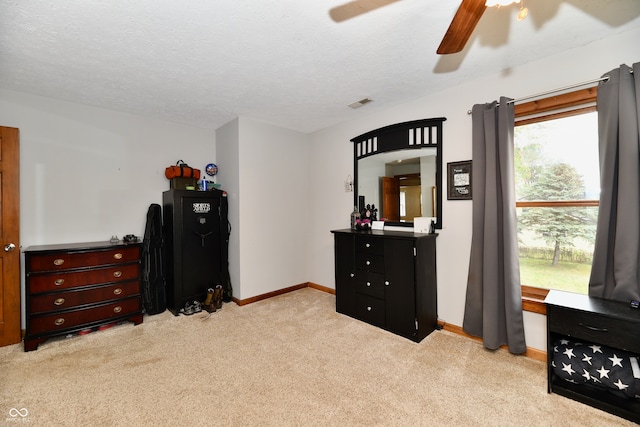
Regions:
[[447, 160, 472, 200]]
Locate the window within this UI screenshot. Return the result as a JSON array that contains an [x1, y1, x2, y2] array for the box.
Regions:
[[513, 88, 598, 311]]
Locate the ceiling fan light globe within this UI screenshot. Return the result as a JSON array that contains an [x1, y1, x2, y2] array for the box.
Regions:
[[517, 7, 529, 21]]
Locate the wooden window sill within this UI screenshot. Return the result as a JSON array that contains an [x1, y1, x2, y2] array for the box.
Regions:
[[522, 285, 549, 315]]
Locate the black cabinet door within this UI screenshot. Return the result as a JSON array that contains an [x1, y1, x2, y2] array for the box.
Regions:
[[334, 233, 356, 316], [384, 238, 416, 337]]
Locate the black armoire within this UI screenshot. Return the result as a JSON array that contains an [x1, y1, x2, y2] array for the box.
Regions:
[[162, 189, 229, 314]]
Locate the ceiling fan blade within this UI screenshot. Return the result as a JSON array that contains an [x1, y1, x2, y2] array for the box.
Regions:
[[437, 0, 487, 54], [330, 0, 401, 23]]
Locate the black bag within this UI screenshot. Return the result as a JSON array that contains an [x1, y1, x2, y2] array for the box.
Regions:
[[141, 203, 167, 315]]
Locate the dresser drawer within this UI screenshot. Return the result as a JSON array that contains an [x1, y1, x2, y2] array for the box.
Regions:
[[27, 246, 141, 272], [29, 280, 140, 314], [354, 236, 383, 255], [356, 253, 384, 273], [357, 272, 385, 299], [548, 306, 640, 353], [28, 297, 141, 335], [28, 263, 140, 294], [356, 294, 385, 327]]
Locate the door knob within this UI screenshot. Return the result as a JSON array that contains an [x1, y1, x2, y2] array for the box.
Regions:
[[4, 243, 16, 252]]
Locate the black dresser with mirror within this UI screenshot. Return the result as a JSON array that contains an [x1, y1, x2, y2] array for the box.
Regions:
[[334, 117, 445, 341]]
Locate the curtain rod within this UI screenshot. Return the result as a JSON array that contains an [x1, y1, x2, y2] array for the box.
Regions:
[[466, 70, 634, 115]]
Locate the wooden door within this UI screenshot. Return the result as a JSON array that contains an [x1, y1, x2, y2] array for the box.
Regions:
[[0, 127, 20, 347], [381, 177, 400, 221], [402, 185, 422, 221]]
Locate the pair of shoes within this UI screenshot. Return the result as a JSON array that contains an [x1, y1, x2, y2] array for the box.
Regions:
[[181, 300, 202, 315], [202, 288, 217, 313], [213, 284, 223, 310]]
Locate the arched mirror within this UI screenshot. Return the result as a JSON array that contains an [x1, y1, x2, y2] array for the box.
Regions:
[[353, 118, 445, 229]]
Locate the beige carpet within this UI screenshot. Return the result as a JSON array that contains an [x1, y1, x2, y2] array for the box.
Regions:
[[0, 288, 633, 426]]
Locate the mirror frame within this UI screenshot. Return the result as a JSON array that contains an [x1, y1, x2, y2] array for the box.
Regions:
[[352, 118, 446, 229]]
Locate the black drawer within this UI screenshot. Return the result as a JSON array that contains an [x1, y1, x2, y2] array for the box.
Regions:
[[547, 305, 640, 354], [357, 272, 385, 299], [356, 253, 384, 273], [354, 236, 383, 255], [356, 294, 385, 327]]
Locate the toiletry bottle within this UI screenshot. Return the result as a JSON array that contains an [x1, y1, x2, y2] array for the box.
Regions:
[[351, 206, 360, 230]]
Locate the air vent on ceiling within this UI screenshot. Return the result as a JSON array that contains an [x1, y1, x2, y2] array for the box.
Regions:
[[348, 98, 373, 109]]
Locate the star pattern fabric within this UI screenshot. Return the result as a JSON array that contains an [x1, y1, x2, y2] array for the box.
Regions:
[[552, 338, 640, 399]]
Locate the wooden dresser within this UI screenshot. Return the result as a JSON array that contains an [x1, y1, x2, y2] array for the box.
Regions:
[[545, 290, 640, 423], [23, 241, 143, 351], [331, 229, 437, 342]]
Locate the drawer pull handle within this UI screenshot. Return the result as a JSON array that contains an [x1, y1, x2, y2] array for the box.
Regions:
[[579, 323, 608, 333], [365, 243, 371, 248], [54, 279, 65, 286], [366, 260, 371, 266], [385, 281, 389, 286], [349, 273, 354, 278], [53, 298, 65, 306], [113, 271, 122, 278], [53, 258, 65, 266], [113, 253, 123, 260], [113, 306, 122, 313], [367, 306, 372, 311], [113, 288, 123, 295], [54, 318, 65, 326], [366, 282, 371, 287]]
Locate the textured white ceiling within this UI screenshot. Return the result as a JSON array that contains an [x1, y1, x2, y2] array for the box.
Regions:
[[1, 0, 639, 133]]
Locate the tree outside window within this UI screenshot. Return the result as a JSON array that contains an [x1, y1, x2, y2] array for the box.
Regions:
[[515, 111, 599, 295]]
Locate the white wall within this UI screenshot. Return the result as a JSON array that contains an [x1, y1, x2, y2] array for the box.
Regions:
[[420, 155, 436, 217], [216, 119, 240, 300], [0, 88, 216, 325], [218, 117, 310, 300], [0, 89, 216, 246], [358, 158, 385, 210], [308, 27, 640, 352]]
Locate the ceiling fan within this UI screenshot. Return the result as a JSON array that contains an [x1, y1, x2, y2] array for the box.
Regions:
[[329, 0, 489, 55]]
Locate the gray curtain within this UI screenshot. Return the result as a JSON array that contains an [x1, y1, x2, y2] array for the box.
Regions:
[[463, 96, 526, 354], [589, 62, 640, 302]]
